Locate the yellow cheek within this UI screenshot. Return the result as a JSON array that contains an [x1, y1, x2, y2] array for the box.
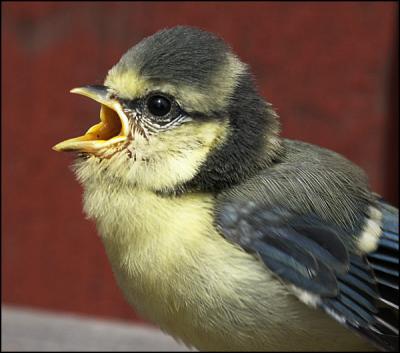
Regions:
[[129, 120, 230, 191]]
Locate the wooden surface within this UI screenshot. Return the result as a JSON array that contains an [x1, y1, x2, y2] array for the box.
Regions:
[[2, 2, 398, 323], [2, 305, 192, 352]]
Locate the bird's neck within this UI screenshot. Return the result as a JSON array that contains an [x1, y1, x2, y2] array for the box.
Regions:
[[182, 116, 283, 193]]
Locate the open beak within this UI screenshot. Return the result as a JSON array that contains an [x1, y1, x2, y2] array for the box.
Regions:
[[52, 85, 130, 153]]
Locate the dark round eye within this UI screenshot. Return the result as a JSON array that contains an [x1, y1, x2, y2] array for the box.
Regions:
[[147, 95, 172, 117]]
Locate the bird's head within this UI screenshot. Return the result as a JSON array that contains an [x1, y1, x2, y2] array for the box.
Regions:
[[54, 26, 281, 193]]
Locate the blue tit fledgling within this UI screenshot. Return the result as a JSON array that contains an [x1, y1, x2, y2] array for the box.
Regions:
[[53, 26, 398, 351]]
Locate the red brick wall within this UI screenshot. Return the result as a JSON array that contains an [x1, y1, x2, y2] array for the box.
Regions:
[[2, 2, 398, 323]]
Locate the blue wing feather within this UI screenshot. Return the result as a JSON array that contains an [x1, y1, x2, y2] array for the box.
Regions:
[[216, 198, 399, 351]]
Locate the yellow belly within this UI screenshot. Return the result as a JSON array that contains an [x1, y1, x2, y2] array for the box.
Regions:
[[82, 185, 374, 351]]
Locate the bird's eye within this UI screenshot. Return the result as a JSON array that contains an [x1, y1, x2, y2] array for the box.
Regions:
[[147, 95, 172, 117]]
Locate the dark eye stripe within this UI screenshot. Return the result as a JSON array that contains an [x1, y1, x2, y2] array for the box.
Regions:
[[121, 93, 190, 133]]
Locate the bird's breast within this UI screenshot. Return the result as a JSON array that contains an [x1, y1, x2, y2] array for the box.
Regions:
[[80, 183, 372, 351]]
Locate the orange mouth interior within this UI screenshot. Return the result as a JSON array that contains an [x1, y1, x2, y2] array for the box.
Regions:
[[85, 105, 122, 141], [53, 104, 127, 153]]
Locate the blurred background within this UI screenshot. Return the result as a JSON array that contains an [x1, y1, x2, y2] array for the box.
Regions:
[[2, 1, 398, 346]]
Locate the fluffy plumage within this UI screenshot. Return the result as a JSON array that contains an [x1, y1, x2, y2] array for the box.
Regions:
[[55, 26, 398, 351]]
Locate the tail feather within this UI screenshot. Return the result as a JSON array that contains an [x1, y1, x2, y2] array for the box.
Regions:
[[364, 199, 399, 350], [367, 200, 399, 309]]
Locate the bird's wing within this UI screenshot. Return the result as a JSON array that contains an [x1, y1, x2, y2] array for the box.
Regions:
[[215, 196, 398, 351]]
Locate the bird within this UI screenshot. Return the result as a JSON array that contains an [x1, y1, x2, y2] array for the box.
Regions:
[[53, 26, 398, 351]]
